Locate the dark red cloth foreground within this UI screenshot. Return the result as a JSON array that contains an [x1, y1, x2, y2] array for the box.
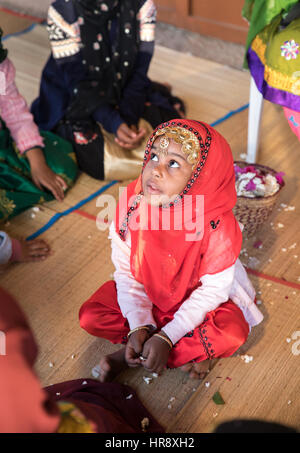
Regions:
[[79, 280, 249, 368], [0, 287, 164, 433]]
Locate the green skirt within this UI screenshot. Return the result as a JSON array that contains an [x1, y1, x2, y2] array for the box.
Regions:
[[0, 127, 78, 221]]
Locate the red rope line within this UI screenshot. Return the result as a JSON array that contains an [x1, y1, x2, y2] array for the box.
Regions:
[[0, 7, 44, 23], [245, 267, 300, 291]]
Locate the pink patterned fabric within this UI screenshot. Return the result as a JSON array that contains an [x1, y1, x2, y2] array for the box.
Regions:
[[0, 58, 44, 153], [283, 107, 300, 141]]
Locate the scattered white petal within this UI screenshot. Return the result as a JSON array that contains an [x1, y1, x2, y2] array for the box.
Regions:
[[277, 223, 284, 228], [49, 362, 54, 368], [256, 300, 262, 305], [169, 397, 176, 402], [213, 412, 218, 418], [281, 248, 287, 252], [192, 388, 196, 392], [286, 338, 291, 343], [152, 372, 158, 378], [293, 255, 298, 259], [56, 392, 61, 396], [126, 394, 133, 399], [268, 258, 273, 262], [289, 243, 297, 249], [71, 354, 76, 359], [241, 354, 253, 363], [248, 257, 260, 269], [239, 153, 247, 160], [205, 382, 210, 388], [31, 213, 36, 219], [167, 404, 173, 409], [82, 380, 88, 385], [139, 356, 147, 362], [32, 206, 40, 212], [87, 235, 92, 239], [91, 365, 101, 378], [287, 400, 292, 405], [143, 376, 153, 385]]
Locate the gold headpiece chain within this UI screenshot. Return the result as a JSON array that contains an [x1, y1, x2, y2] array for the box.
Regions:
[[152, 126, 200, 167]]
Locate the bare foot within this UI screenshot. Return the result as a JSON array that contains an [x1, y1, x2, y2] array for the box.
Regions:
[[12, 239, 51, 263], [181, 360, 210, 379], [98, 348, 128, 383]]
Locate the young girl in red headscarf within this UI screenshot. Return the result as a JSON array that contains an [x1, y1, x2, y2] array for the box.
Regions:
[[79, 119, 263, 380]]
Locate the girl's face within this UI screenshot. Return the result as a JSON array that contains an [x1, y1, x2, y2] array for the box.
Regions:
[[142, 137, 193, 206]]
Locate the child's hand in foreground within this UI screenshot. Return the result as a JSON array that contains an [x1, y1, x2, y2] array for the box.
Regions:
[[141, 331, 172, 375], [26, 147, 67, 201], [125, 328, 150, 367]]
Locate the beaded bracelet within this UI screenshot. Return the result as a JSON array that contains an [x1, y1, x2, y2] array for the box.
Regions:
[[153, 333, 173, 349], [127, 325, 150, 338]]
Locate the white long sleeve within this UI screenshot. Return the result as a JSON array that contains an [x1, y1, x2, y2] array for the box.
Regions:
[[109, 222, 157, 330]]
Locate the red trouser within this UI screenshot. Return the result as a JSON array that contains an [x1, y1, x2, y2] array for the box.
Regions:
[[79, 281, 249, 368]]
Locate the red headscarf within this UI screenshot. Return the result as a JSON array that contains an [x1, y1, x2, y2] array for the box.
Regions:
[[115, 119, 242, 313]]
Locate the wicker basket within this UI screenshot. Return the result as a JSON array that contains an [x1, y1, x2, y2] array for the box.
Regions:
[[233, 161, 285, 238]]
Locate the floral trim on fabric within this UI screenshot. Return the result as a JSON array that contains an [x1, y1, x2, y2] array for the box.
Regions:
[[251, 35, 300, 95], [138, 0, 156, 42], [251, 35, 266, 64], [198, 318, 215, 360], [57, 401, 97, 433], [47, 5, 81, 59], [281, 40, 299, 61], [73, 131, 98, 145], [0, 189, 16, 219]]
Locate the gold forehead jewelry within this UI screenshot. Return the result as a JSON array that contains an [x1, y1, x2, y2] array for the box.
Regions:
[[159, 135, 170, 154], [153, 126, 200, 168]]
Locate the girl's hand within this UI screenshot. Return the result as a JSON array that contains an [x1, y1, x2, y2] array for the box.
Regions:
[[26, 147, 67, 202], [125, 328, 150, 367], [141, 332, 172, 375], [115, 123, 146, 149]]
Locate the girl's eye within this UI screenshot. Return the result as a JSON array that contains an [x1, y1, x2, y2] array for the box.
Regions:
[[169, 160, 180, 168], [150, 152, 158, 161]]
